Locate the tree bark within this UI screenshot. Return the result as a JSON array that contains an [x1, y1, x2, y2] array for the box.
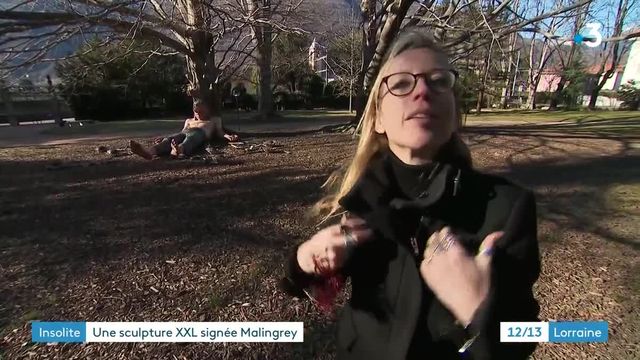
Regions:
[[186, 29, 222, 115], [549, 2, 589, 110], [501, 32, 518, 109], [526, 82, 538, 110], [248, 0, 274, 119], [183, 1, 222, 115], [352, 0, 377, 124], [361, 0, 414, 92], [588, 86, 601, 109], [353, 0, 413, 126], [1, 87, 17, 126], [476, 44, 493, 114], [549, 79, 566, 110], [525, 37, 552, 110], [256, 38, 274, 118], [587, 0, 628, 110]]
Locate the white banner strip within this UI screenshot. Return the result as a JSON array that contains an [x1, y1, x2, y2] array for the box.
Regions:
[[85, 322, 304, 343]]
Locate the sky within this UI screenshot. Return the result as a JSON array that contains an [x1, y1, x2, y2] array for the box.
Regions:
[[513, 0, 639, 48]]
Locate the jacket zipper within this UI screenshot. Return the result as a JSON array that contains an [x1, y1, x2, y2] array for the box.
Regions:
[[410, 236, 419, 256]]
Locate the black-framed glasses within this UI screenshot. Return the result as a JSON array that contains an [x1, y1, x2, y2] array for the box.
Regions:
[[382, 69, 459, 96]]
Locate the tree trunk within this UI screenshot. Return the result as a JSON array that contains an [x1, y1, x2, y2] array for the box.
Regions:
[[1, 87, 17, 126], [185, 30, 222, 115], [476, 88, 484, 114], [500, 87, 510, 110], [353, 0, 413, 127], [352, 71, 367, 124], [256, 40, 274, 119], [501, 33, 517, 109], [526, 83, 538, 110], [549, 5, 587, 111], [361, 0, 413, 92], [477, 46, 493, 114], [588, 0, 628, 110], [588, 86, 601, 109], [289, 74, 296, 93], [249, 0, 274, 120], [184, 0, 221, 116], [549, 79, 566, 110], [352, 0, 377, 124]]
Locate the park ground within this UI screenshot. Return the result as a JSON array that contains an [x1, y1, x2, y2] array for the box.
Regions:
[[0, 110, 639, 359]]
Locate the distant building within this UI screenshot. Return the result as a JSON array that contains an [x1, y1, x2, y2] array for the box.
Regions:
[[580, 32, 639, 108], [619, 34, 640, 85], [537, 67, 564, 93], [528, 30, 640, 108], [308, 38, 336, 82]]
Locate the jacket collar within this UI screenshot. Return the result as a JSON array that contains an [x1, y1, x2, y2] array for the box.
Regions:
[[338, 151, 463, 216]]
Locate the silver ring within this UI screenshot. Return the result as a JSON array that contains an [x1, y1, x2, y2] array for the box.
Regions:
[[480, 247, 494, 256], [425, 239, 442, 264], [440, 234, 455, 252], [426, 233, 455, 264]]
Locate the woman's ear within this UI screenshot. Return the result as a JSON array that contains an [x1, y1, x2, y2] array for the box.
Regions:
[[374, 117, 385, 134]]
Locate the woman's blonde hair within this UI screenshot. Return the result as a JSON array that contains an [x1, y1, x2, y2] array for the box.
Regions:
[[313, 28, 471, 222]]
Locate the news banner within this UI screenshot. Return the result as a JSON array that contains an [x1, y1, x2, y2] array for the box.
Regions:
[[32, 321, 608, 343]]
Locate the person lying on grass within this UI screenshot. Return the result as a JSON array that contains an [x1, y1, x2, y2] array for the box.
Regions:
[[129, 101, 239, 160]]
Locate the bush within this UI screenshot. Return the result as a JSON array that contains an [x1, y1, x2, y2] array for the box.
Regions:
[[535, 92, 553, 105], [56, 39, 189, 121], [560, 61, 587, 110], [320, 94, 350, 109], [301, 74, 325, 100], [455, 70, 479, 114], [617, 80, 640, 110]]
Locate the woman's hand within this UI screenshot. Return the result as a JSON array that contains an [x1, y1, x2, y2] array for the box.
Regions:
[[297, 214, 373, 275], [419, 227, 503, 326]]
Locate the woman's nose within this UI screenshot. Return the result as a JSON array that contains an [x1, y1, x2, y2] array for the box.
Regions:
[[412, 76, 431, 100]]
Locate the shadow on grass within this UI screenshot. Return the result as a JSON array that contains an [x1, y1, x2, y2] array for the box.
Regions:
[[466, 116, 640, 138], [464, 117, 640, 252], [494, 152, 640, 250], [0, 156, 337, 359], [0, 164, 325, 272], [1, 126, 639, 358], [467, 109, 638, 118]]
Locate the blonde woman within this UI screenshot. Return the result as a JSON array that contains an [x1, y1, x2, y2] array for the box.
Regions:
[[283, 29, 540, 360]]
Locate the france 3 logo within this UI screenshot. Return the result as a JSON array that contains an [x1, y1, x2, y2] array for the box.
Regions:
[[573, 23, 603, 48]]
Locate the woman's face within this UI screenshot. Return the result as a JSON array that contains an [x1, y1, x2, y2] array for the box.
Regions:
[[376, 48, 457, 159]]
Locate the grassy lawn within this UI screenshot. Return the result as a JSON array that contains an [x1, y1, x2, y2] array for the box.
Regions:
[[0, 119, 639, 359], [38, 109, 639, 138], [464, 109, 639, 123], [39, 110, 355, 137], [459, 110, 640, 140]]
